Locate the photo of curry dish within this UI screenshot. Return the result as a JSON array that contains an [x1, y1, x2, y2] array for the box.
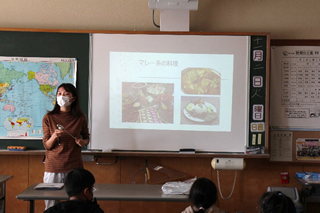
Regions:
[[181, 68, 221, 95]]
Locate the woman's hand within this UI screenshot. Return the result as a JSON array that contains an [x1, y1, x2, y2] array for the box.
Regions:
[[75, 138, 84, 147], [44, 129, 64, 149], [53, 129, 63, 138]]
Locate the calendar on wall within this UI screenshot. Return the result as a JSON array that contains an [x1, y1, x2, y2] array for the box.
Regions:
[[270, 45, 320, 130]]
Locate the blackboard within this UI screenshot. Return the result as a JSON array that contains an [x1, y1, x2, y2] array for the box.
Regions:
[[0, 30, 90, 150], [0, 29, 269, 152]]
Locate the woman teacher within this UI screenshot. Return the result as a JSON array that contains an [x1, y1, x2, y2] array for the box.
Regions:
[[42, 83, 90, 209]]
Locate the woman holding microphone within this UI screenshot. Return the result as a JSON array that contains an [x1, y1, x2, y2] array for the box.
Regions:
[[42, 83, 90, 210]]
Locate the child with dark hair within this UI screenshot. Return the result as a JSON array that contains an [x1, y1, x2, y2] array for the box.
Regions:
[[44, 168, 104, 213], [258, 191, 296, 213], [182, 177, 225, 213]]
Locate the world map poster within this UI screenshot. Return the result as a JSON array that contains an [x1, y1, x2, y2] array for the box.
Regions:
[[0, 57, 77, 139]]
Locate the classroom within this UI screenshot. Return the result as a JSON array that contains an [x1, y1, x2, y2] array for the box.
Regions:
[[1, 0, 320, 213]]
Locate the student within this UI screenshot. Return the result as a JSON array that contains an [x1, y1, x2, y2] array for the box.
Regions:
[[44, 168, 104, 213], [42, 83, 90, 209], [257, 191, 296, 213], [182, 177, 225, 213]]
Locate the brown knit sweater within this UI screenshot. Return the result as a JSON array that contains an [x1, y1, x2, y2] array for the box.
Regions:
[[42, 111, 90, 173]]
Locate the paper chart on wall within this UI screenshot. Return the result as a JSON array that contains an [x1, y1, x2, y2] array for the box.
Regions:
[[270, 131, 292, 162], [270, 46, 320, 130]]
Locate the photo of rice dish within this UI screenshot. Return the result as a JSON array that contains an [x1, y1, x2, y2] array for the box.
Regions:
[[183, 98, 218, 122]]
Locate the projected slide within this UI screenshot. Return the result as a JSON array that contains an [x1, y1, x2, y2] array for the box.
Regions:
[[109, 52, 233, 132], [91, 33, 252, 152]]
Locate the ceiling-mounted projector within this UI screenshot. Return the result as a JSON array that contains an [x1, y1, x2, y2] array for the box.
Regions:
[[148, 0, 199, 10]]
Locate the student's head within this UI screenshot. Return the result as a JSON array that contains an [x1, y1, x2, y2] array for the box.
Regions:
[[64, 168, 95, 201], [49, 83, 83, 116], [258, 191, 296, 213], [188, 177, 218, 213]]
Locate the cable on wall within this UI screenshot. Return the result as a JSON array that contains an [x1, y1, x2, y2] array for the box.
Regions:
[[152, 9, 160, 28], [216, 170, 237, 200]]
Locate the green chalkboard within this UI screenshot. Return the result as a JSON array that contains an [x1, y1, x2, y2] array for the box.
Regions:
[[0, 30, 90, 150]]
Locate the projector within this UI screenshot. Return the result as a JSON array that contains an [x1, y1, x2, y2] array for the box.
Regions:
[[148, 0, 199, 10]]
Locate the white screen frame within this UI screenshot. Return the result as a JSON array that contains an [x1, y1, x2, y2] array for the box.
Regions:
[[90, 33, 250, 153]]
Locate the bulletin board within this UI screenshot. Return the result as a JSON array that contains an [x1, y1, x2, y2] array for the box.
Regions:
[[270, 39, 320, 162], [271, 40, 320, 130]]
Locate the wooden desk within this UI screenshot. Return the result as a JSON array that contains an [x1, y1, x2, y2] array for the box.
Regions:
[[16, 183, 188, 213], [0, 175, 13, 213]]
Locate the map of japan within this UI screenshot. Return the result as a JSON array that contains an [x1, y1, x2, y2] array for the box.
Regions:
[[0, 57, 77, 138]]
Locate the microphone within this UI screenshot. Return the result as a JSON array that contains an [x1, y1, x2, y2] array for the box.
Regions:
[[57, 124, 76, 139], [57, 124, 63, 145]]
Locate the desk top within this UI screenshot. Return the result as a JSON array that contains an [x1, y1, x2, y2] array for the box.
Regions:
[[0, 175, 13, 184], [16, 183, 189, 202], [295, 175, 320, 186]]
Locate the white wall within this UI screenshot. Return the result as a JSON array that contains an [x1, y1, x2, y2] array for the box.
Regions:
[[0, 0, 319, 39]]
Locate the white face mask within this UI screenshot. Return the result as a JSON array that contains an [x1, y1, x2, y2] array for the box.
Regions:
[[57, 96, 72, 107]]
